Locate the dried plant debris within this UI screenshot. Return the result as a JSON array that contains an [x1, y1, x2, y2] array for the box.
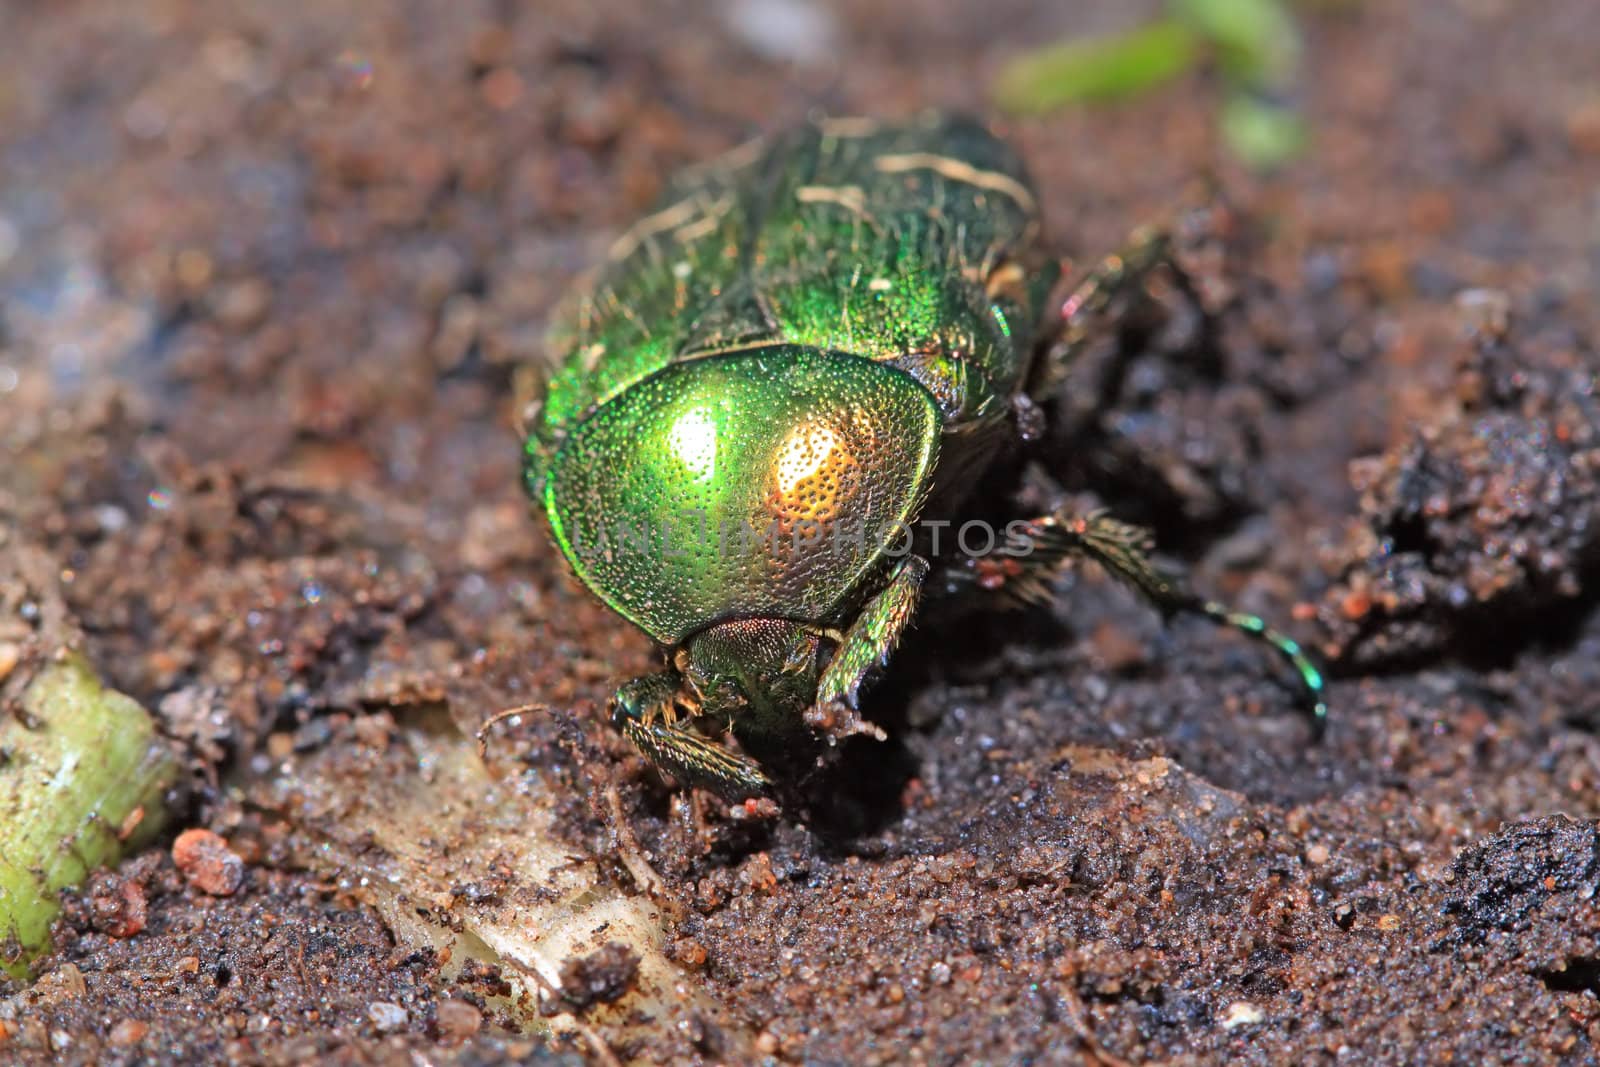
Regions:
[[246, 710, 754, 1062]]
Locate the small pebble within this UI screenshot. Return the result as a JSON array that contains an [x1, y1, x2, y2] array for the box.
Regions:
[[266, 732, 295, 760], [1455, 287, 1511, 341], [367, 1001, 408, 1033], [672, 938, 708, 969], [35, 962, 86, 1000], [172, 828, 245, 896], [1340, 590, 1372, 620], [435, 999, 482, 1041], [109, 1020, 148, 1046], [1222, 1001, 1265, 1029], [723, 0, 837, 64], [213, 278, 271, 330]]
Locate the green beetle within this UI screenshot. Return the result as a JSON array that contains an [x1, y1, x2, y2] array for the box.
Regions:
[[523, 114, 1324, 798]]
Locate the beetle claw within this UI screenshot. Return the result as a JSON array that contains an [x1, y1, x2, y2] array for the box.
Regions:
[[804, 699, 888, 743], [853, 718, 889, 743]]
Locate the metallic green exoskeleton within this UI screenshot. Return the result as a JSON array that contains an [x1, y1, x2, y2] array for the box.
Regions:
[[523, 114, 1325, 798]]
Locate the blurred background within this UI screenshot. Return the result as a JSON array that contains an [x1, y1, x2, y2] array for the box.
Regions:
[[2, 0, 1595, 468]]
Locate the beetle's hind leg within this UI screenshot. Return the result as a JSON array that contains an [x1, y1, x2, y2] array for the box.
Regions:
[[944, 509, 1328, 734], [611, 673, 772, 798]]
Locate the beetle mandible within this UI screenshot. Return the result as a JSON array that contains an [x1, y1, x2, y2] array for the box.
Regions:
[[522, 113, 1325, 797]]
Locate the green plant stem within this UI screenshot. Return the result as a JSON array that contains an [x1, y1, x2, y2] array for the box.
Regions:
[[1, 654, 180, 981]]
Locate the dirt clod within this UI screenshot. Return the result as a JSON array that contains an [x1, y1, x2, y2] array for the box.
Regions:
[[366, 1001, 408, 1034], [556, 943, 642, 1013], [107, 1019, 147, 1046], [86, 874, 148, 940], [170, 829, 245, 897], [1443, 815, 1600, 945], [434, 999, 483, 1042], [1318, 318, 1600, 668]]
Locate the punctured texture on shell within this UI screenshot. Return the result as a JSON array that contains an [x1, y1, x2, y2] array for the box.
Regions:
[[543, 347, 939, 644]]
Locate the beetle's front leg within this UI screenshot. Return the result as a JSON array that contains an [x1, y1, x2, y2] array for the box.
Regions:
[[812, 556, 928, 739], [808, 555, 929, 742], [611, 673, 772, 798]]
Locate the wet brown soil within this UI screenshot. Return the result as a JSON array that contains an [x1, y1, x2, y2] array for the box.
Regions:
[[5, 0, 1600, 1063]]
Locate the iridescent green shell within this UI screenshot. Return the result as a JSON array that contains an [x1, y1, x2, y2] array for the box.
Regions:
[[543, 347, 938, 644], [527, 114, 1052, 645]]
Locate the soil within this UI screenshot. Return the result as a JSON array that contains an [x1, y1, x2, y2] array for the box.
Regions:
[[4, 0, 1600, 1063]]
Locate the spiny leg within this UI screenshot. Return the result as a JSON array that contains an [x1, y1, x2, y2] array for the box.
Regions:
[[611, 672, 772, 798], [1061, 228, 1172, 330], [1013, 219, 1323, 725], [809, 555, 929, 741], [953, 509, 1327, 733], [1048, 509, 1325, 731], [1034, 227, 1177, 395]]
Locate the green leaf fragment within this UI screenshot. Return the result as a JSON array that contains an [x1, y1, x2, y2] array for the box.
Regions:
[[1172, 0, 1302, 84], [1220, 94, 1308, 168], [1, 654, 180, 981], [995, 19, 1199, 113]]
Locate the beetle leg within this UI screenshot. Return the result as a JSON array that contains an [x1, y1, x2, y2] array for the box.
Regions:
[[1059, 227, 1173, 332], [809, 555, 929, 742], [946, 509, 1328, 734], [611, 673, 772, 798], [1032, 226, 1177, 396]]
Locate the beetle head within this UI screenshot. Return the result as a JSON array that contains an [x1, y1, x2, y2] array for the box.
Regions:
[[679, 617, 824, 729]]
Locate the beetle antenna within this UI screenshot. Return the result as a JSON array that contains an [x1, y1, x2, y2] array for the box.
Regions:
[[475, 702, 551, 764]]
